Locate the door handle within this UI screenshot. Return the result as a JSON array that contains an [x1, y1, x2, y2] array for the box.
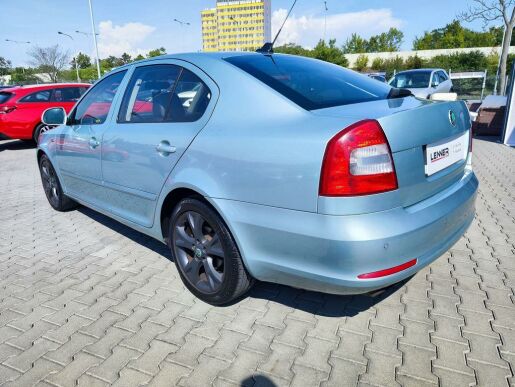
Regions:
[[156, 141, 176, 155], [89, 137, 100, 149]]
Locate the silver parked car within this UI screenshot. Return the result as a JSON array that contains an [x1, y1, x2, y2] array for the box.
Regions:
[[38, 53, 477, 305], [389, 69, 454, 99]]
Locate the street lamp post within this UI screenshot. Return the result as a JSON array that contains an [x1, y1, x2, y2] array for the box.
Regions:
[[323, 1, 328, 42], [173, 18, 190, 52], [5, 39, 31, 44], [58, 31, 81, 82], [87, 0, 101, 79]]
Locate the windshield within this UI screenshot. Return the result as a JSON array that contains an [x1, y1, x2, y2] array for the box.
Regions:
[[225, 54, 392, 110], [0, 92, 13, 104], [389, 72, 431, 89]]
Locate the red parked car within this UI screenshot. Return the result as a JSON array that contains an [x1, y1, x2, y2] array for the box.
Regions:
[[0, 83, 90, 143]]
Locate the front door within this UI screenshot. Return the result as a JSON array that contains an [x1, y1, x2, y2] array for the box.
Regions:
[[55, 70, 128, 206], [101, 62, 217, 227]]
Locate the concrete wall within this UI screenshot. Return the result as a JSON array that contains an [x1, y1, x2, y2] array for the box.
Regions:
[[346, 46, 515, 68]]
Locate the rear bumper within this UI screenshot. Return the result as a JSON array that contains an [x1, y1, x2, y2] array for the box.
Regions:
[[212, 169, 478, 294]]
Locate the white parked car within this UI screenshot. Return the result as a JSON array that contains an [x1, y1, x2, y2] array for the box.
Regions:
[[389, 69, 453, 99]]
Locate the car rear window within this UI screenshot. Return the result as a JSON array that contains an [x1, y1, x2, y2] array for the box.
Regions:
[[0, 92, 12, 104], [224, 54, 391, 110]]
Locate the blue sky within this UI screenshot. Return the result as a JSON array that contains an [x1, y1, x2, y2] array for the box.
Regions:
[[1, 0, 496, 66]]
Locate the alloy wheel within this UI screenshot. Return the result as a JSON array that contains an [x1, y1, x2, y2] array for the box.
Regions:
[[40, 159, 60, 206], [173, 211, 225, 294]]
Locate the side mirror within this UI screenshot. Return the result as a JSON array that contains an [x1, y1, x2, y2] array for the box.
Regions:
[[431, 81, 439, 88], [42, 107, 67, 126]]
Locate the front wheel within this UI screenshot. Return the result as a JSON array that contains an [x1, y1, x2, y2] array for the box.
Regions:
[[169, 198, 254, 305], [39, 154, 78, 212]]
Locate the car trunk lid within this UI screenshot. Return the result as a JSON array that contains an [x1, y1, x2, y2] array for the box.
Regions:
[[313, 97, 472, 210]]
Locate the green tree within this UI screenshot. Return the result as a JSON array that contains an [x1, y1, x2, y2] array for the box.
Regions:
[[371, 57, 385, 70], [367, 28, 404, 52], [102, 56, 122, 68], [311, 39, 349, 67], [342, 33, 368, 54], [355, 54, 369, 71], [120, 53, 132, 64], [405, 55, 423, 69], [134, 54, 145, 61], [71, 52, 91, 69], [0, 56, 12, 76], [10, 67, 38, 84], [147, 47, 166, 58], [274, 43, 312, 56], [413, 20, 507, 50]]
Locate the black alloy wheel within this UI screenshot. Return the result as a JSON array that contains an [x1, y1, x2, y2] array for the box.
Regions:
[[170, 198, 253, 305]]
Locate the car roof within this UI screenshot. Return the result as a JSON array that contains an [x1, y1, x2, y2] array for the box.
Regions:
[[395, 68, 444, 74], [0, 83, 90, 94]]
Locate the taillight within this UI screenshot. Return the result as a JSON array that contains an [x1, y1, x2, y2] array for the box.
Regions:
[[319, 120, 398, 196], [0, 106, 16, 114]]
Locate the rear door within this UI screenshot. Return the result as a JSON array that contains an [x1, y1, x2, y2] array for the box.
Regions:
[[10, 89, 53, 135], [101, 60, 218, 227]]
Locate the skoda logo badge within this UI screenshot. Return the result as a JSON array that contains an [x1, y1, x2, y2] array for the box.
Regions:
[[449, 110, 457, 126]]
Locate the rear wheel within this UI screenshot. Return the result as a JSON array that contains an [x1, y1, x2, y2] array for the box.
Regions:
[[34, 123, 54, 144], [169, 198, 253, 305], [39, 154, 78, 211]]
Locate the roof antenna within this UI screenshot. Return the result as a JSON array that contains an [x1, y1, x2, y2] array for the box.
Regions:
[[257, 0, 298, 55]]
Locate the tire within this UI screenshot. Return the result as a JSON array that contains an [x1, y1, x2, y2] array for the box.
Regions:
[[38, 154, 78, 212], [169, 198, 254, 305], [33, 123, 54, 144]]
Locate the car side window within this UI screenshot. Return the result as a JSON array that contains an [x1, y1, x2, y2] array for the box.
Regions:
[[71, 71, 126, 125], [19, 90, 51, 102], [169, 68, 212, 123], [431, 72, 440, 86], [52, 87, 87, 102], [118, 64, 181, 123], [438, 71, 448, 82]]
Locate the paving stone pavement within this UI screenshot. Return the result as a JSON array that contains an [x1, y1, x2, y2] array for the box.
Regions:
[[0, 137, 513, 387]]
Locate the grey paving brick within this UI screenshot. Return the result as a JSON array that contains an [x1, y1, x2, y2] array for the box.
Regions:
[[0, 139, 514, 387], [128, 340, 178, 376], [86, 345, 141, 384]]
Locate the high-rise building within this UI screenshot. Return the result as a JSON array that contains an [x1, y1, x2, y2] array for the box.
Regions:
[[201, 0, 272, 52]]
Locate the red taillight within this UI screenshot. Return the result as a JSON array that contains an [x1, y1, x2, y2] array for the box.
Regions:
[[319, 120, 398, 196], [357, 259, 417, 279], [0, 106, 16, 114]]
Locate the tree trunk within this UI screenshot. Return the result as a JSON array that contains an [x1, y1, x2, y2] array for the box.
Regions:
[[499, 25, 514, 95]]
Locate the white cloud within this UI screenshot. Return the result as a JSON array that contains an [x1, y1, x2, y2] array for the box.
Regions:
[[97, 20, 156, 58], [272, 8, 402, 48]]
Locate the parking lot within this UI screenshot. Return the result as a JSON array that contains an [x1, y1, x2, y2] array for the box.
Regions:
[[0, 138, 513, 387]]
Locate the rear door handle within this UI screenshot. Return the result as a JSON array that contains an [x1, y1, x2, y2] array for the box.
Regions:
[[156, 141, 176, 155], [89, 137, 100, 149]]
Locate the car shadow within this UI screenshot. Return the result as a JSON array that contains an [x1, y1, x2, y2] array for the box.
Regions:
[[78, 206, 411, 318], [0, 139, 35, 152], [473, 135, 502, 144]]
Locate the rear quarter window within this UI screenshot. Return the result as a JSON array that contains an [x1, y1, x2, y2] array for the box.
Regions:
[[224, 54, 391, 110], [0, 92, 12, 104], [19, 90, 52, 102]]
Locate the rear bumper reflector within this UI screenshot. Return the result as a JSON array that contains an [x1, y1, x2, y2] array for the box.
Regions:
[[357, 259, 417, 279]]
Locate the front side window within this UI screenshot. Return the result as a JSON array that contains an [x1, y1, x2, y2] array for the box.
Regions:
[[20, 90, 51, 102], [225, 54, 391, 110], [52, 87, 88, 102], [72, 71, 126, 125], [438, 71, 448, 82], [119, 65, 211, 123]]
